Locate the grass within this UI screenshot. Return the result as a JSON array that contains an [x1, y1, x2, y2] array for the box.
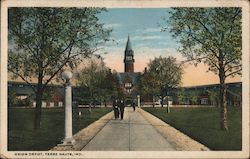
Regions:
[[143, 106, 242, 150], [8, 107, 112, 151]]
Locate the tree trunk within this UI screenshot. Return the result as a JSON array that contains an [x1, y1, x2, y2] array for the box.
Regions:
[[33, 67, 44, 132], [219, 65, 228, 130], [220, 83, 228, 130], [33, 84, 44, 131], [161, 94, 164, 107]]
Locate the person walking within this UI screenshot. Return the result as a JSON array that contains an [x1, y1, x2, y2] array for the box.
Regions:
[[132, 100, 136, 111], [119, 99, 125, 120], [113, 98, 119, 119]]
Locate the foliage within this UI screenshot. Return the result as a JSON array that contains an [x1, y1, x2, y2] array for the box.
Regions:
[[172, 88, 184, 104], [148, 56, 182, 89], [8, 7, 111, 85], [140, 56, 183, 107], [166, 8, 242, 77], [103, 70, 122, 103], [8, 7, 111, 130], [207, 89, 220, 106], [8, 89, 18, 107], [139, 69, 159, 97], [187, 89, 202, 105], [76, 59, 116, 105], [165, 8, 242, 130]]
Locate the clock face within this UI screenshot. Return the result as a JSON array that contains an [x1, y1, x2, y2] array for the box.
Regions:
[[126, 56, 132, 60]]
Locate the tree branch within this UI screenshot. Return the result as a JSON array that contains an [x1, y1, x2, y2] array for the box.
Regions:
[[224, 56, 241, 66], [225, 64, 242, 73], [8, 70, 37, 93], [42, 45, 78, 89], [194, 18, 220, 48], [225, 69, 242, 77], [207, 57, 220, 70], [185, 27, 219, 58]]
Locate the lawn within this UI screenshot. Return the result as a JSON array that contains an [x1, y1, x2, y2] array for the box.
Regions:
[[8, 107, 112, 151], [143, 106, 242, 150]]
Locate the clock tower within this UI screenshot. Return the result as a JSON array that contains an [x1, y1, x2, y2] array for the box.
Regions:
[[124, 36, 135, 73]]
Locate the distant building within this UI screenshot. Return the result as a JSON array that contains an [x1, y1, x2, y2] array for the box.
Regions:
[[8, 81, 64, 108], [171, 82, 242, 107], [116, 36, 141, 99]]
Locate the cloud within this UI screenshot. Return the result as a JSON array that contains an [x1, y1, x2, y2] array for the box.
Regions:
[[104, 23, 122, 28], [115, 38, 127, 44], [135, 27, 162, 33], [113, 36, 164, 45], [157, 41, 169, 45], [143, 27, 161, 33], [133, 35, 163, 40]]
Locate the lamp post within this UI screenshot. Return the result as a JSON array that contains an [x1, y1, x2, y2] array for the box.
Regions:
[[62, 71, 75, 145], [137, 95, 140, 108]]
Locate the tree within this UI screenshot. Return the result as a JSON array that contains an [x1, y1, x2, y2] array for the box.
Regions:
[[139, 69, 160, 107], [187, 89, 201, 105], [165, 8, 241, 130], [76, 59, 115, 107], [8, 89, 18, 107], [111, 70, 125, 100], [8, 8, 111, 131], [102, 69, 121, 106], [140, 56, 183, 111], [207, 89, 220, 106], [173, 88, 185, 105]]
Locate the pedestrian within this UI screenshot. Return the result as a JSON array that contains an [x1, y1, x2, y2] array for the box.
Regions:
[[113, 98, 119, 119], [132, 100, 136, 111], [119, 99, 125, 120]]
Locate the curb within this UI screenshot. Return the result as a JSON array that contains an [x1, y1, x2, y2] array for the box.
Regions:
[[50, 111, 114, 151], [138, 108, 210, 151]]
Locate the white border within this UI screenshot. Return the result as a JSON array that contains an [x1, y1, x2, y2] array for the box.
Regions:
[[1, 0, 249, 158]]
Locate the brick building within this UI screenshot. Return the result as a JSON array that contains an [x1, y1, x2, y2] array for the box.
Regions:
[[116, 36, 141, 100]]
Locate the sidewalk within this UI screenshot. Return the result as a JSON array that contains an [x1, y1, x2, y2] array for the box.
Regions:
[[82, 107, 176, 151]]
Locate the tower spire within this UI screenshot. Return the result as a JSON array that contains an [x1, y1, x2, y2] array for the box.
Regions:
[[125, 35, 132, 52], [124, 35, 134, 73]]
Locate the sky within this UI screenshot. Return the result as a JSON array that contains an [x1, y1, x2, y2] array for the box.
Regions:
[[98, 8, 180, 71], [97, 8, 240, 87]]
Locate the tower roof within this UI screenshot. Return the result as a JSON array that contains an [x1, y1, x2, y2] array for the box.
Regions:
[[125, 35, 132, 52]]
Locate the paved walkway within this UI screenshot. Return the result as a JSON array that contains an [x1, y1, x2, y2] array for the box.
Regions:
[[82, 107, 176, 151]]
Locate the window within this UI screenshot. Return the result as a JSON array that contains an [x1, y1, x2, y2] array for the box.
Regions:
[[125, 82, 132, 88], [201, 98, 208, 105]]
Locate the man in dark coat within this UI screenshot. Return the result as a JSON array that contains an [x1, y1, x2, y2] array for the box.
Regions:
[[119, 99, 125, 120], [113, 99, 119, 119], [132, 100, 136, 111]]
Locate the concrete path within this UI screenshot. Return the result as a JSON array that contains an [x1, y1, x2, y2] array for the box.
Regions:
[[82, 107, 176, 151]]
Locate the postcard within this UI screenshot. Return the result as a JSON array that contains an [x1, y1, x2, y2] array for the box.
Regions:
[[1, 0, 249, 158]]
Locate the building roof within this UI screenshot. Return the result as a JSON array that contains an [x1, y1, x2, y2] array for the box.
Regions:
[[182, 82, 242, 90], [125, 36, 133, 55], [116, 72, 141, 85]]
